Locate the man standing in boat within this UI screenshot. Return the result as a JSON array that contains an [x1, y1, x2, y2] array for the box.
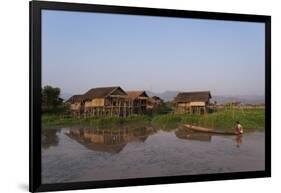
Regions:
[[235, 121, 243, 134]]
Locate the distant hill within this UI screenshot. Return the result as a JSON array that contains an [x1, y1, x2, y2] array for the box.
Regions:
[[211, 95, 265, 105], [146, 90, 179, 102]]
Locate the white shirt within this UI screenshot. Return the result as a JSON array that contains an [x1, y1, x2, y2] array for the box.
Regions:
[[237, 124, 243, 134]]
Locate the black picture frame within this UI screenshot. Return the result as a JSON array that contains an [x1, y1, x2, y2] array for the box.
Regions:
[[30, 1, 271, 192]]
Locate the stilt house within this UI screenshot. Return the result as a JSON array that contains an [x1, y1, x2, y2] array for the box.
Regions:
[[147, 96, 164, 110], [173, 91, 211, 114], [66, 94, 85, 116], [126, 91, 149, 114], [83, 86, 130, 117]]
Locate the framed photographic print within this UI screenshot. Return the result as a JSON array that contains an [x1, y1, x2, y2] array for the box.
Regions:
[[30, 1, 271, 192]]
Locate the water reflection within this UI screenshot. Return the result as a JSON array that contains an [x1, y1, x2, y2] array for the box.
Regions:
[[64, 127, 157, 154], [42, 127, 264, 183], [42, 127, 245, 152], [42, 129, 60, 149], [175, 128, 212, 142], [235, 134, 243, 148], [175, 128, 244, 148]]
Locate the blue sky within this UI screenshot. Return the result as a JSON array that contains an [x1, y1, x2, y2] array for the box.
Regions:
[[42, 10, 265, 96]]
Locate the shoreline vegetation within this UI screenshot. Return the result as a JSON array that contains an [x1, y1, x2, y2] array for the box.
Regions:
[[42, 108, 265, 133], [41, 85, 265, 133]]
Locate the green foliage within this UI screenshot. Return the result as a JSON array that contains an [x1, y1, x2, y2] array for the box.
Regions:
[[152, 114, 181, 124], [152, 102, 173, 115], [151, 108, 265, 132], [180, 108, 265, 132], [42, 108, 265, 133], [42, 114, 151, 129], [42, 85, 66, 114], [150, 114, 181, 131], [88, 115, 152, 129]]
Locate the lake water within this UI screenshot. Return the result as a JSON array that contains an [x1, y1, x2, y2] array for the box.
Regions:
[[42, 127, 265, 184]]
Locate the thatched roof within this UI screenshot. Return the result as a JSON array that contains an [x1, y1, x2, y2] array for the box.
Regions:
[[152, 96, 163, 101], [174, 91, 211, 103], [66, 86, 128, 103], [66, 94, 84, 103], [83, 86, 127, 101], [126, 91, 148, 99], [148, 96, 163, 104]]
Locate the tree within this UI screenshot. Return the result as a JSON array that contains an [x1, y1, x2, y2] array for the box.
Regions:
[[42, 85, 63, 112]]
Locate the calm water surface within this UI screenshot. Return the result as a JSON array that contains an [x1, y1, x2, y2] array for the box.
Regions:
[[42, 127, 265, 183]]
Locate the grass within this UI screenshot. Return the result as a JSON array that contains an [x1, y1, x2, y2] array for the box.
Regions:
[[152, 108, 265, 132], [151, 114, 181, 131], [42, 108, 265, 133], [42, 114, 151, 130]]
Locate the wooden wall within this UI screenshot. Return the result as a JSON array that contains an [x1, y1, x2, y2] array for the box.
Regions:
[[85, 98, 105, 108], [190, 101, 206, 106], [70, 103, 82, 110]]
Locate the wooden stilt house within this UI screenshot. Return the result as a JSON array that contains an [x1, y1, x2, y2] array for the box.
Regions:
[[147, 96, 164, 110], [173, 91, 211, 114], [126, 91, 149, 114], [66, 94, 85, 116], [83, 86, 131, 117]]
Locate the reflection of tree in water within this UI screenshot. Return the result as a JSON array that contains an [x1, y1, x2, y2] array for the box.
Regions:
[[175, 128, 212, 142], [65, 127, 157, 154], [42, 129, 60, 149]]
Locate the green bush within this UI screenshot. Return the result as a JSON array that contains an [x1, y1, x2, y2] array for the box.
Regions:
[[42, 108, 265, 133]]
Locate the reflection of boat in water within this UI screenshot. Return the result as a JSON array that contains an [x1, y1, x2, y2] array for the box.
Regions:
[[65, 127, 157, 154], [175, 128, 212, 142]]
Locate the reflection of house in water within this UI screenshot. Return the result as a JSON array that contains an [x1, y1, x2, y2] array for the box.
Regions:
[[175, 128, 212, 142], [65, 127, 157, 154]]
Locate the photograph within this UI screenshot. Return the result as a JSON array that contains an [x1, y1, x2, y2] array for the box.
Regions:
[[41, 9, 266, 184]]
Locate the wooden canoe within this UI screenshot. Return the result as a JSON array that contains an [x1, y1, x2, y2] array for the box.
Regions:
[[182, 124, 237, 135]]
